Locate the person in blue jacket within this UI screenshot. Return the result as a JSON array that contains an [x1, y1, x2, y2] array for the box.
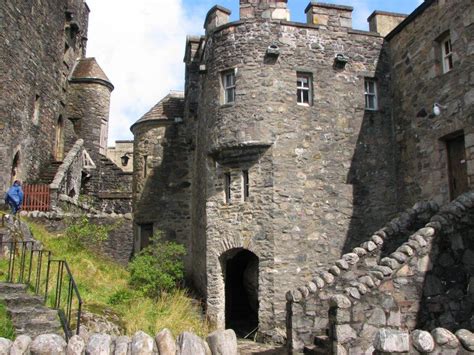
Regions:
[[5, 180, 23, 215]]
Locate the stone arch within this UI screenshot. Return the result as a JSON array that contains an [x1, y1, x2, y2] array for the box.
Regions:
[[220, 248, 259, 337], [54, 115, 65, 161]]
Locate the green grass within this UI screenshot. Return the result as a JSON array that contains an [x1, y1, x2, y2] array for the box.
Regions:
[[0, 301, 15, 340], [24, 221, 211, 338]]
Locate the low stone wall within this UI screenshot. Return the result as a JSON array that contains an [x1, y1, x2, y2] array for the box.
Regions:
[[50, 139, 84, 209], [285, 200, 438, 351], [0, 328, 238, 355], [22, 211, 134, 265], [326, 192, 474, 353], [373, 328, 474, 354]]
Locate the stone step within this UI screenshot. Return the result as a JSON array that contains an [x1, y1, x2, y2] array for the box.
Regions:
[[0, 283, 27, 295], [1, 294, 44, 308], [9, 307, 59, 324], [15, 319, 62, 338]]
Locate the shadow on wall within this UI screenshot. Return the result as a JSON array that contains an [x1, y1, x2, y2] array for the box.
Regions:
[[416, 209, 474, 331], [343, 42, 399, 254], [134, 123, 192, 249]]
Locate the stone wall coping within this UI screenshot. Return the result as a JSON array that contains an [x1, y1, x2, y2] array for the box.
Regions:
[[304, 2, 354, 14], [69, 77, 115, 91], [49, 139, 84, 190], [373, 328, 474, 353], [204, 5, 232, 26], [367, 10, 408, 22], [130, 117, 175, 133], [286, 199, 439, 304], [325, 191, 474, 307], [347, 29, 381, 38], [0, 328, 239, 355]]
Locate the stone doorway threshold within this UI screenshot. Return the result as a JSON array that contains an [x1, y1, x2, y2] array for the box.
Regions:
[[238, 339, 289, 354]]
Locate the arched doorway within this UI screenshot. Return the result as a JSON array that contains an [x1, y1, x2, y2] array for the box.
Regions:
[[55, 115, 65, 161], [10, 151, 20, 185], [222, 249, 259, 337]]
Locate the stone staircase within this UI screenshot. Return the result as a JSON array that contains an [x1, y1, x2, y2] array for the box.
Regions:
[[37, 161, 63, 184], [0, 283, 62, 338]]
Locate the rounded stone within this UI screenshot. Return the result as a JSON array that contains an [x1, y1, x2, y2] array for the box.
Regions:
[[345, 287, 360, 300], [412, 330, 435, 353], [390, 252, 408, 263], [329, 266, 341, 276], [85, 333, 111, 355], [359, 275, 375, 288], [431, 328, 459, 348], [155, 329, 176, 355], [374, 329, 409, 353], [30, 334, 67, 355], [329, 295, 352, 309], [363, 241, 377, 252], [298, 286, 310, 298], [455, 329, 474, 351], [353, 247, 367, 257], [380, 257, 399, 270], [398, 244, 414, 257], [371, 235, 384, 246], [113, 336, 131, 355], [335, 259, 349, 270], [321, 271, 335, 284], [306, 281, 317, 293], [0, 338, 12, 355], [131, 331, 154, 355], [313, 276, 325, 289], [11, 335, 32, 355], [342, 253, 360, 265], [206, 329, 237, 355]]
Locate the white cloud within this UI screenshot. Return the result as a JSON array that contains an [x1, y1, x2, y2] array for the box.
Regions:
[[85, 0, 205, 143]]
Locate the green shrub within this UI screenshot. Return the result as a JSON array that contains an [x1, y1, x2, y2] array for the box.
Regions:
[[107, 289, 134, 305], [0, 302, 15, 340], [128, 233, 186, 298], [65, 217, 111, 248]]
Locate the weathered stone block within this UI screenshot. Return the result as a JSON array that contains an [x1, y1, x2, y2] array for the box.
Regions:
[[373, 329, 409, 353]]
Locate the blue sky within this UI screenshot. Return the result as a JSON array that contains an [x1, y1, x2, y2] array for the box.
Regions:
[[85, 0, 423, 143]]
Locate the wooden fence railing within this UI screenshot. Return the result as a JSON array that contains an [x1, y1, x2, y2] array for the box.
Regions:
[[21, 184, 51, 211]]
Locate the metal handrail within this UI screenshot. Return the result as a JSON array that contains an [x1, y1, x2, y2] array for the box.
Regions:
[[0, 217, 82, 340]]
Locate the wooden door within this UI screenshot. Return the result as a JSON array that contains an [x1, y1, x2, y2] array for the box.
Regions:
[[447, 135, 468, 199]]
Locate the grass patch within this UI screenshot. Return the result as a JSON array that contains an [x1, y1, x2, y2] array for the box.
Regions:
[[26, 221, 211, 338], [0, 301, 15, 340]]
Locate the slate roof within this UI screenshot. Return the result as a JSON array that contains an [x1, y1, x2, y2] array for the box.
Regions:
[[130, 91, 184, 132]]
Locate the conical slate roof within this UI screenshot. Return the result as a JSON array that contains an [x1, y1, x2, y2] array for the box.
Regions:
[[131, 91, 184, 132], [70, 57, 114, 90]]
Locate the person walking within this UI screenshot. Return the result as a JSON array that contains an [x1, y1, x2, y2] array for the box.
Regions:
[[5, 180, 24, 215]]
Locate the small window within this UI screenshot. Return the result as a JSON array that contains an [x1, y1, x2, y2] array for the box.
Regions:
[[441, 36, 453, 73], [224, 172, 231, 203], [242, 170, 249, 201], [364, 79, 378, 111], [143, 155, 148, 177], [297, 73, 312, 106], [222, 70, 236, 104], [99, 119, 108, 155]]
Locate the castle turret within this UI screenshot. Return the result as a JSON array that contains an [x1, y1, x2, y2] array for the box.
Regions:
[[67, 57, 114, 161], [239, 0, 290, 20]]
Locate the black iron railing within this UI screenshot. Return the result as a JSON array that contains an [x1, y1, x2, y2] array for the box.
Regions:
[[0, 214, 82, 339]]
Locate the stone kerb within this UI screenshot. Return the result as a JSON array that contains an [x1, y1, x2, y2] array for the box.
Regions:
[[326, 191, 474, 354], [285, 200, 438, 350], [49, 139, 85, 209], [0, 328, 238, 355]]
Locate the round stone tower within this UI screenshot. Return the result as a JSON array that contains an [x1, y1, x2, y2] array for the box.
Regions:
[[67, 57, 114, 161], [189, 0, 395, 343]]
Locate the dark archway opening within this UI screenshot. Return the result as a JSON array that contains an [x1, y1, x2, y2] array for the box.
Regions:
[[224, 249, 259, 337]]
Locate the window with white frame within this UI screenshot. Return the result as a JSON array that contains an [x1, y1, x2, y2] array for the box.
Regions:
[[364, 79, 378, 111], [297, 73, 312, 105], [441, 36, 453, 73], [222, 70, 236, 104]]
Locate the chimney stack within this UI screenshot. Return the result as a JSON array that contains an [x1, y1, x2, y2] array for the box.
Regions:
[[204, 6, 231, 34], [305, 2, 353, 28], [367, 11, 407, 37], [240, 0, 290, 21]]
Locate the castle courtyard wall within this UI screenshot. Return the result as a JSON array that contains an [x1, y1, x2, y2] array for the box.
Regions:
[[389, 0, 474, 208], [0, 0, 89, 191]]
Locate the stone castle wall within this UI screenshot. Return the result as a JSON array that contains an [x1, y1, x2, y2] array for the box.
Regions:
[[193, 13, 397, 339], [0, 0, 89, 192], [389, 0, 474, 208]]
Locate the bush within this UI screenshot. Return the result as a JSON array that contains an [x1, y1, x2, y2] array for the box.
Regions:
[[128, 233, 186, 298], [65, 217, 112, 248]]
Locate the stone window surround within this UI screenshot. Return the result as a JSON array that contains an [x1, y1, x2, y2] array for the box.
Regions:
[[434, 30, 454, 75], [296, 72, 313, 106], [221, 69, 236, 105], [364, 77, 378, 111], [222, 169, 251, 204]]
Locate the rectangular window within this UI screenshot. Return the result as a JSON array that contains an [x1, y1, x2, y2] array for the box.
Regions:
[[297, 73, 312, 105], [442, 37, 453, 73], [222, 70, 236, 104], [224, 172, 231, 203], [242, 170, 249, 201], [99, 119, 108, 155], [364, 79, 378, 111]]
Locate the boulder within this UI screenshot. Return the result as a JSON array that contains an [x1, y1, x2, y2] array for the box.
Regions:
[[66, 335, 85, 355], [30, 334, 67, 355], [155, 329, 176, 355], [0, 338, 12, 355], [85, 334, 111, 355], [206, 329, 237, 355], [131, 331, 154, 355], [431, 328, 459, 348], [10, 335, 32, 355], [412, 330, 435, 353], [456, 329, 474, 352], [114, 336, 130, 355], [373, 329, 409, 353], [176, 332, 209, 355]]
